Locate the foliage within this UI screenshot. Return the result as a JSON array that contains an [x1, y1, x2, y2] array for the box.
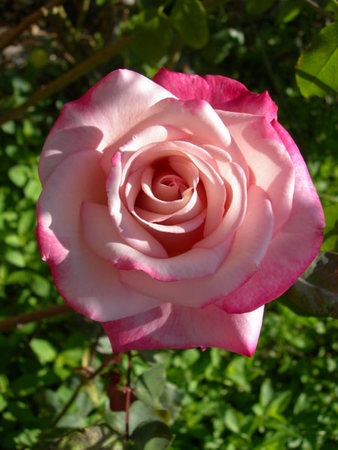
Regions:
[[0, 0, 337, 448]]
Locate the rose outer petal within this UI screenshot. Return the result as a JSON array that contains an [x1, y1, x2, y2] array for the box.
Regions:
[[37, 150, 161, 321], [39, 69, 176, 184], [153, 68, 278, 121], [102, 303, 265, 356], [216, 121, 325, 313], [220, 111, 295, 234]]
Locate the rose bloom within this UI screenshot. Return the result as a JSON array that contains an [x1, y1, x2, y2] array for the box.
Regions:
[[37, 69, 324, 356]]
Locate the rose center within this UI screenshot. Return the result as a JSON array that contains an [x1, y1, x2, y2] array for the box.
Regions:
[[153, 173, 189, 201]]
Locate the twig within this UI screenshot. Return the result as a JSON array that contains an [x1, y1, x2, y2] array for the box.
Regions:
[[0, 35, 131, 126], [51, 354, 116, 426], [0, 0, 65, 52], [125, 352, 133, 447], [0, 304, 72, 331]]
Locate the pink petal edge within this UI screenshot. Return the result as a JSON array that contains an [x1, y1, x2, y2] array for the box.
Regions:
[[102, 303, 265, 356], [153, 68, 278, 121]]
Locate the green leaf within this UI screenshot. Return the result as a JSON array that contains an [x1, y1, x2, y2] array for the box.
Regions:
[[55, 425, 123, 449], [224, 408, 240, 433], [24, 178, 41, 201], [265, 391, 292, 418], [5, 249, 25, 267], [171, 0, 209, 49], [322, 203, 338, 251], [280, 252, 338, 318], [296, 22, 338, 98], [259, 379, 274, 409], [30, 338, 57, 364], [17, 209, 36, 236], [245, 0, 275, 16], [135, 364, 166, 407], [276, 0, 304, 23], [0, 394, 8, 412], [30, 273, 51, 297], [132, 420, 173, 450], [225, 357, 251, 392], [96, 335, 112, 354], [8, 165, 31, 187], [6, 270, 51, 297], [131, 13, 173, 64]]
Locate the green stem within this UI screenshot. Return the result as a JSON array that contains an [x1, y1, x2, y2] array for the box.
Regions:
[[125, 352, 133, 446]]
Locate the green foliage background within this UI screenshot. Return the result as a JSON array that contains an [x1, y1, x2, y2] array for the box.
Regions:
[[0, 0, 337, 449]]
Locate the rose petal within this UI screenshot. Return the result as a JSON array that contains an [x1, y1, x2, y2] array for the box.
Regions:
[[36, 150, 161, 320], [117, 141, 226, 236], [39, 69, 176, 183], [215, 121, 325, 313], [38, 126, 104, 185], [125, 97, 232, 148], [106, 153, 168, 258], [102, 303, 265, 356], [219, 111, 295, 234], [153, 68, 278, 121], [195, 157, 247, 250], [120, 185, 274, 307], [135, 162, 201, 218], [100, 125, 189, 175], [82, 201, 242, 282]]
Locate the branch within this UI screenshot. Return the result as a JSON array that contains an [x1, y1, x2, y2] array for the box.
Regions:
[[0, 35, 131, 126], [0, 0, 65, 52], [0, 304, 72, 332]]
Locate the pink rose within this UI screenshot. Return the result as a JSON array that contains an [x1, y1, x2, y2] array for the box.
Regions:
[[37, 69, 324, 356]]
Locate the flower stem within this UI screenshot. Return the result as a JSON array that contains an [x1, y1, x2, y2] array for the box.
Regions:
[[125, 352, 133, 447]]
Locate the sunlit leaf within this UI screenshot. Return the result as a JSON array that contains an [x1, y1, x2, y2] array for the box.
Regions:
[[296, 22, 338, 98], [322, 203, 338, 251], [276, 0, 304, 23], [8, 165, 31, 187], [224, 408, 240, 433], [259, 379, 274, 409], [30, 338, 57, 364]]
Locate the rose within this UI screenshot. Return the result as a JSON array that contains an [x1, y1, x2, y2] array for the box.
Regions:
[[37, 69, 324, 356]]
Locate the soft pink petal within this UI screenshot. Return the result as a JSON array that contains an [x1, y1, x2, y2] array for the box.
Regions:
[[153, 68, 278, 121], [126, 163, 203, 223], [39, 69, 176, 183], [135, 161, 201, 219], [118, 140, 226, 236], [38, 126, 104, 185], [195, 158, 247, 250], [99, 125, 189, 175], [106, 153, 168, 258], [219, 111, 295, 234], [36, 151, 161, 320], [217, 121, 325, 313], [126, 97, 231, 148], [120, 185, 274, 308], [82, 202, 234, 282], [102, 303, 265, 356]]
